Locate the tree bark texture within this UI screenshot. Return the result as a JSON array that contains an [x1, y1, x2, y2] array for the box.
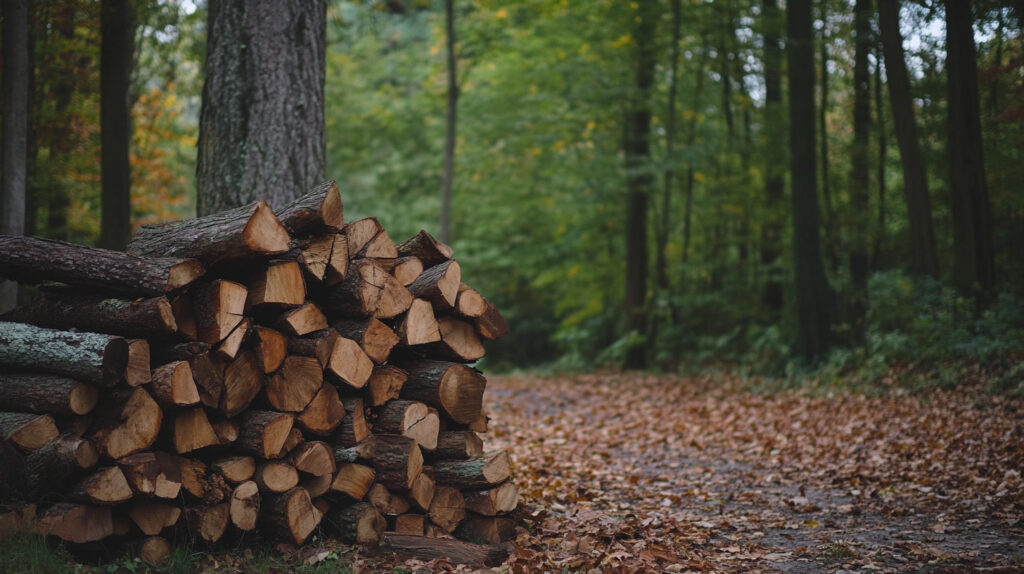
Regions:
[[0, 322, 128, 387], [197, 0, 326, 216], [848, 0, 872, 343], [1, 0, 29, 312], [760, 0, 785, 314], [99, 0, 136, 251]]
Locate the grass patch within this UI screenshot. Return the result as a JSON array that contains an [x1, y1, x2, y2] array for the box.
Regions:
[[0, 531, 74, 574]]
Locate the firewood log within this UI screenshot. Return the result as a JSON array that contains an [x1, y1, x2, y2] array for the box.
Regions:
[[474, 297, 509, 340], [212, 456, 256, 484], [252, 326, 287, 373], [68, 466, 133, 504], [4, 292, 178, 337], [358, 227, 398, 259], [0, 373, 98, 416], [263, 487, 321, 545], [288, 441, 335, 476], [382, 532, 508, 566], [394, 514, 426, 535], [324, 501, 385, 544], [169, 408, 220, 454], [116, 451, 182, 499], [229, 480, 260, 531], [24, 435, 98, 498], [0, 412, 58, 451], [407, 260, 460, 312], [139, 536, 173, 565], [326, 337, 373, 389], [276, 302, 328, 336], [255, 461, 299, 493], [126, 339, 152, 387], [468, 409, 489, 433], [429, 431, 483, 461], [209, 415, 239, 445], [357, 434, 423, 491], [128, 200, 290, 266], [0, 322, 128, 387], [399, 360, 485, 424], [327, 260, 386, 318], [276, 427, 305, 458], [266, 355, 323, 412], [246, 261, 306, 309], [0, 235, 203, 296], [393, 256, 423, 286], [33, 503, 113, 543], [432, 451, 511, 489], [191, 280, 247, 345], [334, 397, 369, 446], [454, 284, 486, 319], [367, 366, 408, 407], [369, 483, 411, 515], [375, 273, 413, 319], [184, 503, 230, 543], [219, 350, 262, 417], [427, 316, 485, 362], [373, 400, 439, 450], [237, 410, 294, 459], [330, 463, 375, 500], [178, 458, 229, 504], [287, 328, 338, 367], [129, 500, 181, 535], [455, 514, 516, 544], [428, 486, 466, 533], [345, 217, 385, 257], [297, 382, 345, 436], [152, 342, 222, 408], [303, 473, 333, 499], [396, 230, 454, 268], [396, 299, 441, 346], [149, 361, 200, 408], [408, 470, 435, 512], [171, 294, 197, 340], [274, 180, 344, 234], [333, 317, 399, 364], [324, 234, 349, 285], [214, 318, 250, 360], [286, 235, 335, 282], [463, 482, 519, 516]]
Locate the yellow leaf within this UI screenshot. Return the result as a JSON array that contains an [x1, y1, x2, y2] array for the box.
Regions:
[[496, 8, 507, 19], [694, 172, 706, 183], [613, 34, 631, 48]]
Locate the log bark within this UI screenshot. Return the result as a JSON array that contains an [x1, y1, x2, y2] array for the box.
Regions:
[[367, 366, 408, 407], [0, 373, 98, 416], [396, 230, 454, 267], [33, 503, 113, 543], [126, 339, 152, 387], [212, 456, 256, 484], [373, 400, 439, 450], [274, 180, 343, 235], [463, 482, 518, 516], [358, 434, 423, 491], [397, 299, 441, 346], [330, 463, 375, 500], [149, 361, 200, 408], [454, 514, 516, 545], [474, 297, 508, 340], [333, 317, 399, 364], [393, 256, 423, 286], [184, 503, 230, 543], [267, 355, 323, 412], [326, 337, 374, 389], [128, 200, 290, 266], [399, 360, 485, 425], [334, 397, 369, 447], [229, 480, 260, 531], [24, 435, 98, 498], [327, 259, 386, 318], [394, 514, 426, 535], [380, 532, 508, 567], [263, 487, 321, 545], [427, 316, 485, 362], [169, 408, 220, 454], [430, 431, 483, 461], [407, 260, 460, 311], [0, 412, 59, 450], [0, 322, 128, 387], [129, 500, 180, 535], [255, 460, 299, 493], [191, 280, 247, 345], [219, 350, 262, 417], [368, 483, 411, 515], [117, 451, 182, 499], [237, 410, 294, 459], [325, 501, 385, 544], [433, 451, 511, 489], [246, 261, 306, 309], [276, 302, 328, 336], [0, 235, 203, 296], [288, 441, 335, 476], [298, 382, 345, 436], [428, 486, 466, 533], [68, 466, 133, 504], [252, 327, 288, 373], [4, 292, 178, 338]]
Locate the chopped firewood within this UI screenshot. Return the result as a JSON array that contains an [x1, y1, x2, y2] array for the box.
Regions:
[[212, 456, 256, 484], [396, 299, 441, 346], [394, 514, 426, 535], [191, 280, 247, 345], [287, 328, 338, 367], [324, 501, 385, 544], [215, 318, 250, 360], [333, 317, 398, 364], [288, 441, 335, 476], [247, 261, 306, 309], [358, 434, 423, 491], [247, 326, 286, 374], [69, 466, 133, 504], [276, 428, 305, 458], [153, 342, 222, 408], [267, 355, 323, 412], [0, 322, 128, 387], [139, 536, 173, 565], [345, 217, 385, 258], [468, 409, 489, 433], [219, 350, 262, 417], [302, 473, 333, 498], [274, 180, 344, 234], [396, 230, 454, 268], [474, 297, 508, 340], [288, 235, 335, 281], [393, 256, 424, 286], [400, 360, 485, 424], [367, 366, 408, 407], [128, 200, 290, 266], [170, 408, 220, 453], [149, 361, 200, 408], [229, 480, 260, 531], [463, 482, 519, 516], [0, 235, 203, 296], [255, 461, 299, 493], [117, 451, 182, 499], [429, 431, 484, 461], [126, 339, 152, 386], [359, 228, 398, 259], [383, 532, 509, 567], [326, 337, 374, 389], [334, 397, 369, 446], [4, 292, 178, 338], [33, 503, 113, 543], [263, 487, 321, 545], [373, 400, 440, 451], [25, 435, 98, 498], [330, 462, 375, 500], [237, 410, 294, 459], [375, 273, 413, 319], [369, 483, 411, 515], [408, 469, 435, 512], [428, 486, 466, 533], [324, 234, 349, 285], [90, 388, 162, 459], [327, 259, 386, 318], [297, 383, 345, 436], [276, 302, 328, 336], [209, 415, 239, 445], [433, 451, 511, 489], [455, 514, 516, 544], [178, 458, 211, 500], [407, 260, 460, 312], [170, 294, 197, 340], [428, 316, 485, 362], [185, 503, 230, 543], [129, 500, 181, 535], [454, 284, 486, 319], [0, 373, 98, 416]]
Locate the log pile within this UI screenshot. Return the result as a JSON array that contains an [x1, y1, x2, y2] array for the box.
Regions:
[[0, 182, 516, 565]]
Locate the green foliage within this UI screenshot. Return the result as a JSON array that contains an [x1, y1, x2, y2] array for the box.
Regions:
[[0, 531, 73, 574]]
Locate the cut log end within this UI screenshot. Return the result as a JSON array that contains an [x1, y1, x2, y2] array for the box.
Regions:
[[243, 200, 291, 255]]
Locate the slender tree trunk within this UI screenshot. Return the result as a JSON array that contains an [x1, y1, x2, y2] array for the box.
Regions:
[[788, 0, 834, 359], [682, 40, 708, 264], [46, 8, 77, 241], [818, 2, 835, 271], [655, 0, 682, 291], [196, 0, 326, 216], [717, 2, 734, 138], [99, 0, 136, 251], [760, 0, 785, 316], [2, 0, 30, 312], [874, 46, 886, 267], [877, 0, 938, 278], [623, 0, 658, 370], [848, 0, 872, 343], [945, 0, 995, 296], [440, 0, 457, 244]]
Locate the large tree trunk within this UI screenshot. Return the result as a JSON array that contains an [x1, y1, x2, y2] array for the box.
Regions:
[[196, 0, 326, 215], [788, 0, 834, 359], [99, 0, 136, 251], [945, 0, 995, 297], [440, 0, 457, 244], [1, 0, 29, 313], [623, 0, 658, 370], [847, 0, 872, 343], [760, 0, 785, 315]]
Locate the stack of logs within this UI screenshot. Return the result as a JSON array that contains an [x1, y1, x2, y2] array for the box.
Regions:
[[0, 181, 516, 566]]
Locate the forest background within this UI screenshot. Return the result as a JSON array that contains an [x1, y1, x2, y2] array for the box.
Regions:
[[2, 0, 1023, 387]]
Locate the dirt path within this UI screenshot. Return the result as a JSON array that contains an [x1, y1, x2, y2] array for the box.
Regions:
[[485, 374, 1024, 572]]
